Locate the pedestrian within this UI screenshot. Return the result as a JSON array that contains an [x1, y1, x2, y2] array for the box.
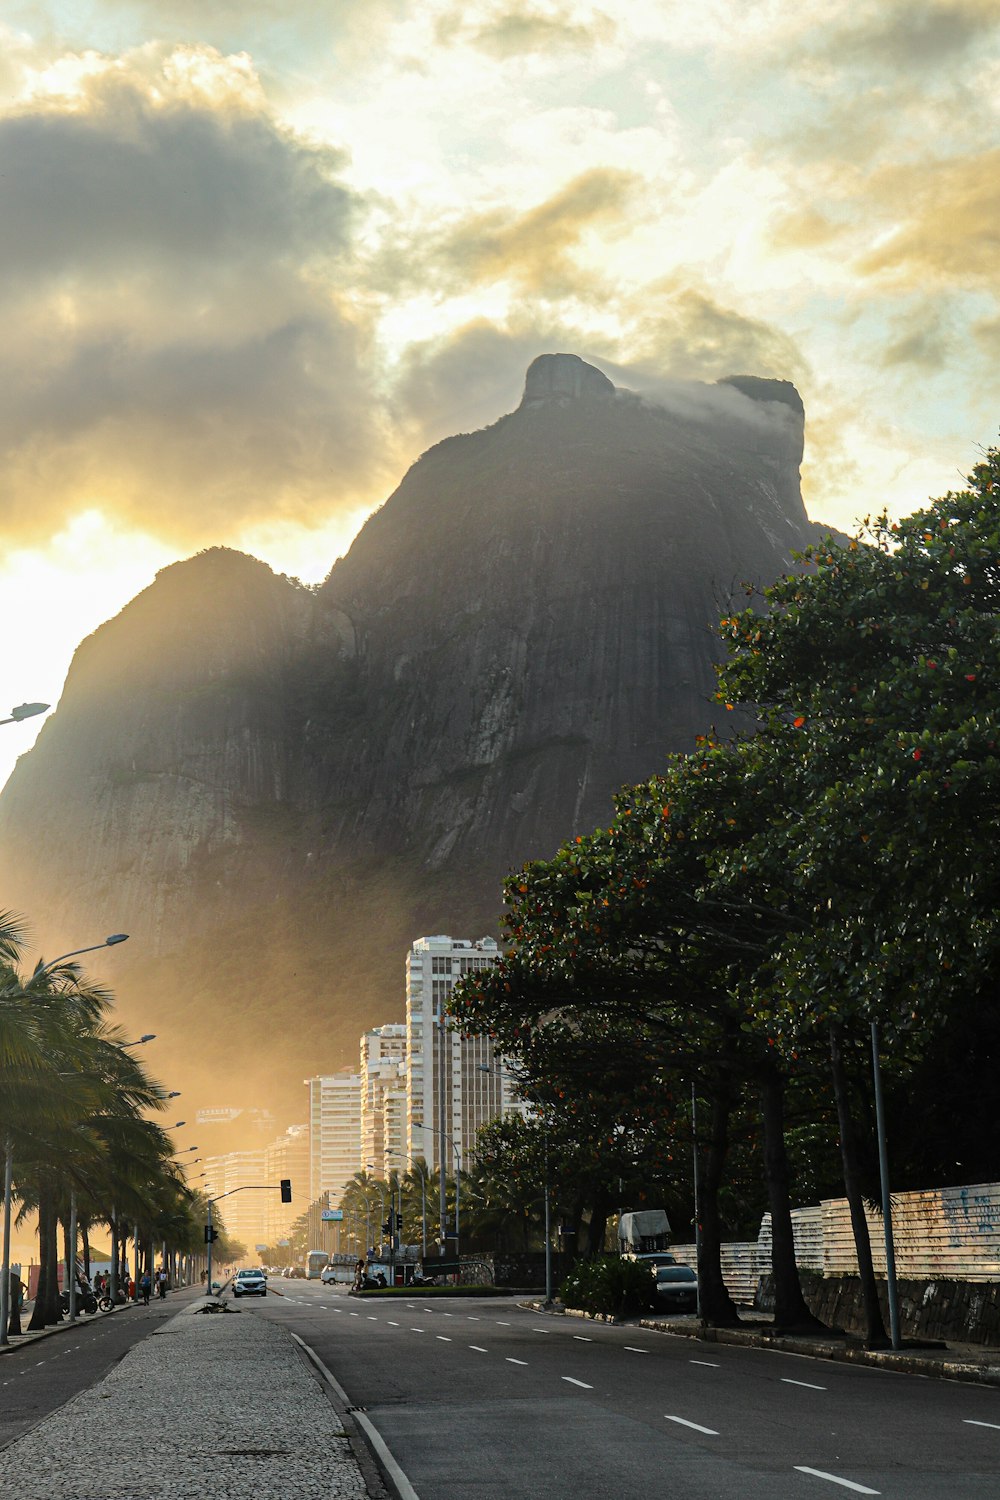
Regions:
[[139, 1271, 151, 1306], [352, 1258, 365, 1292], [157, 1269, 168, 1299]]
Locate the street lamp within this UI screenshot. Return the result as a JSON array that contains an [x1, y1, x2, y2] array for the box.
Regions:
[[870, 1021, 902, 1350], [413, 1124, 461, 1261], [1, 931, 131, 1346], [0, 702, 49, 726]]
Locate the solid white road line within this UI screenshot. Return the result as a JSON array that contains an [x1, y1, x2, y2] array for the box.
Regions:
[[690, 1360, 719, 1368], [964, 1420, 1000, 1430], [562, 1377, 593, 1389], [291, 1333, 422, 1500], [664, 1415, 719, 1435], [506, 1358, 528, 1365], [469, 1345, 488, 1352], [793, 1467, 879, 1495], [782, 1378, 827, 1390]]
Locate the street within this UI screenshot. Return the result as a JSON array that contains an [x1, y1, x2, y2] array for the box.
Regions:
[[253, 1281, 1000, 1499]]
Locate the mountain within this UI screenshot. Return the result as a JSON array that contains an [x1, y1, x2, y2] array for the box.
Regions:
[[0, 354, 825, 1117]]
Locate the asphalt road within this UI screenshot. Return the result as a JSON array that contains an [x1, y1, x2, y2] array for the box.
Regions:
[[254, 1281, 1000, 1500], [0, 1289, 200, 1452]]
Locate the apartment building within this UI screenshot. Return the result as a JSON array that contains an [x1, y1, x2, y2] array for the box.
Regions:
[[360, 1023, 408, 1178], [306, 1068, 362, 1203]]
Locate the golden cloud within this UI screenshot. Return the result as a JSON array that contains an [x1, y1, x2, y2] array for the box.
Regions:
[[441, 166, 638, 294], [446, 2, 616, 57], [857, 146, 1000, 288]]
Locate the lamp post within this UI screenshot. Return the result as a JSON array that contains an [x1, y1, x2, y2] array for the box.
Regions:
[[870, 1021, 902, 1350], [406, 1157, 430, 1259], [1, 931, 130, 1347], [0, 702, 49, 727], [413, 1124, 461, 1261]]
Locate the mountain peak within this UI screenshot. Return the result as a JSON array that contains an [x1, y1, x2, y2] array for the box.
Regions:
[[520, 352, 615, 408]]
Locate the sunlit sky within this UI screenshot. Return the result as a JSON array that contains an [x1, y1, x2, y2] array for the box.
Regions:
[[2, 0, 999, 792]]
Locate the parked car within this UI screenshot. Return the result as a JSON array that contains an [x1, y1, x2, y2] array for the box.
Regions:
[[653, 1264, 698, 1313], [627, 1251, 677, 1270], [232, 1268, 267, 1298]]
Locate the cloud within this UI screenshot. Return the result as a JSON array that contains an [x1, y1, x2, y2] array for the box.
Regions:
[[622, 280, 809, 387], [817, 0, 1000, 70], [438, 2, 616, 58], [0, 49, 395, 548], [856, 147, 1000, 288], [434, 166, 638, 295]]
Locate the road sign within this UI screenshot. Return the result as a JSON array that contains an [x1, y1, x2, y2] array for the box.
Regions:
[[255, 1243, 268, 1250], [277, 1239, 290, 1247], [321, 1209, 344, 1221]]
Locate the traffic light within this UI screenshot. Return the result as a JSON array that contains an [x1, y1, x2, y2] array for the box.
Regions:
[[382, 1217, 392, 1238], [204, 1225, 218, 1243], [280, 1178, 292, 1203]]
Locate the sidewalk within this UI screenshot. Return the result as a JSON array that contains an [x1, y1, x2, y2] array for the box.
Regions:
[[522, 1299, 1000, 1387], [2, 1297, 370, 1499]]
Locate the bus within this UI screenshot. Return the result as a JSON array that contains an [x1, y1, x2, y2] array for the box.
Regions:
[[306, 1249, 328, 1280]]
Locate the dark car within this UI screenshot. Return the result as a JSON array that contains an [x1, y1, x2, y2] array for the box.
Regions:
[[653, 1264, 698, 1313]]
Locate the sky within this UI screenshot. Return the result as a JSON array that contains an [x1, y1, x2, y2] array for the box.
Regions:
[[1, 0, 999, 792]]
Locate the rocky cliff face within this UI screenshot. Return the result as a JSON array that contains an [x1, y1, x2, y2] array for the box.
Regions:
[[0, 355, 822, 1114]]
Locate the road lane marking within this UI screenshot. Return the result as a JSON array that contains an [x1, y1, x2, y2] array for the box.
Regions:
[[506, 1358, 528, 1365], [664, 1415, 718, 1436], [387, 1320, 400, 1326], [349, 1312, 359, 1317], [467, 1316, 479, 1320], [411, 1327, 425, 1333], [367, 1316, 378, 1321], [783, 1378, 826, 1390], [690, 1360, 719, 1368], [562, 1376, 593, 1389], [964, 1420, 1000, 1430], [442, 1312, 453, 1317], [793, 1468, 879, 1495], [436, 1336, 452, 1342], [532, 1327, 551, 1333], [624, 1347, 648, 1354], [497, 1320, 511, 1325], [469, 1345, 488, 1352], [573, 1335, 592, 1342]]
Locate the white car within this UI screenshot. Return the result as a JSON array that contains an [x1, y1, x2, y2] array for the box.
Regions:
[[320, 1264, 339, 1285], [232, 1268, 267, 1298]]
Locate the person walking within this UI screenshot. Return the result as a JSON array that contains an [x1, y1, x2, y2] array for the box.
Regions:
[[157, 1269, 168, 1300], [139, 1271, 151, 1306]]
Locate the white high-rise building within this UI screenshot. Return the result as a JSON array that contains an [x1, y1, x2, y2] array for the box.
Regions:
[[201, 1149, 268, 1250], [306, 1069, 362, 1204], [360, 1024, 408, 1177], [405, 934, 521, 1173]]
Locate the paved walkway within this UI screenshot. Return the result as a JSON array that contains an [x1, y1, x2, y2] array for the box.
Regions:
[[3, 1298, 370, 1499]]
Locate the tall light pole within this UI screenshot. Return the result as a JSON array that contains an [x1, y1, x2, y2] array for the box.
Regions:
[[413, 1124, 461, 1261], [870, 1021, 902, 1350], [1, 931, 130, 1347]]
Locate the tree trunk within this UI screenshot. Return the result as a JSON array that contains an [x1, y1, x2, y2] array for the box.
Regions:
[[28, 1183, 61, 1329], [82, 1223, 91, 1279], [697, 1075, 741, 1326], [829, 1023, 887, 1347], [585, 1187, 611, 1256], [759, 1062, 826, 1331]]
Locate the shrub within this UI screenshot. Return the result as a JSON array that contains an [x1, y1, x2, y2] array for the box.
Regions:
[[560, 1256, 656, 1317]]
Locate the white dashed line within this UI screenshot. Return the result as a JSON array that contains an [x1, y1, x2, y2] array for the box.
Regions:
[[793, 1468, 879, 1495], [496, 1320, 511, 1325], [690, 1360, 719, 1368], [411, 1327, 425, 1333], [436, 1335, 452, 1342], [664, 1415, 718, 1436], [467, 1316, 480, 1321], [624, 1346, 648, 1354], [506, 1358, 528, 1366], [532, 1327, 551, 1333], [367, 1316, 378, 1321], [469, 1345, 488, 1352], [562, 1376, 593, 1389], [349, 1312, 359, 1317], [964, 1420, 1000, 1430], [387, 1320, 400, 1326], [783, 1378, 826, 1390], [573, 1335, 592, 1342]]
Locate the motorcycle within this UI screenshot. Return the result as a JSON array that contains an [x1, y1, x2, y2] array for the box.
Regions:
[[59, 1282, 98, 1316]]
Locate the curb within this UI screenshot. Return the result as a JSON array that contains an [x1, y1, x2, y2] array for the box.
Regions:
[[637, 1319, 1000, 1388], [0, 1298, 138, 1355]]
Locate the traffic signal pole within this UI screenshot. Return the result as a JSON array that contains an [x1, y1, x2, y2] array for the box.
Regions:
[[205, 1179, 292, 1295]]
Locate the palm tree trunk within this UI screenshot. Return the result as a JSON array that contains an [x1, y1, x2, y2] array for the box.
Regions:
[[28, 1182, 61, 1329], [82, 1222, 91, 1279], [829, 1023, 887, 1347]]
